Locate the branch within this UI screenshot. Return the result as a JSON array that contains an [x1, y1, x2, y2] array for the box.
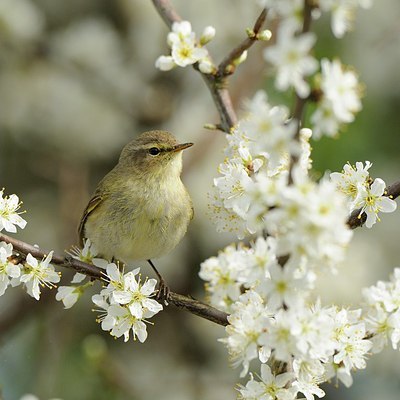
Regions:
[[347, 179, 400, 229], [0, 233, 229, 327], [152, 0, 266, 132]]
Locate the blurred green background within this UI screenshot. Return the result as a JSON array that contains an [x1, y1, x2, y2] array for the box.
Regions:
[[0, 0, 399, 399]]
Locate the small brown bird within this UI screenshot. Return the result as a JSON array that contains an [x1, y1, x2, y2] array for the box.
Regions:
[[79, 130, 194, 298]]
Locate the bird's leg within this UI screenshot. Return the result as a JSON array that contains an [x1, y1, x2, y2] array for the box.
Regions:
[[147, 259, 170, 303]]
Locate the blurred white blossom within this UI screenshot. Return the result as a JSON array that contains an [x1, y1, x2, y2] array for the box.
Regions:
[[264, 25, 318, 98], [320, 0, 373, 38], [0, 242, 21, 295], [0, 0, 44, 43], [311, 59, 362, 138]]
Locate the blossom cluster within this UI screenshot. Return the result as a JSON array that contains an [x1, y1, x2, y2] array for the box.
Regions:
[[234, 296, 373, 399], [92, 263, 163, 342], [363, 268, 400, 353], [195, 1, 399, 396], [209, 90, 353, 253], [0, 189, 60, 300], [0, 242, 60, 301], [155, 20, 215, 73], [200, 240, 377, 397], [200, 84, 397, 398], [264, 1, 367, 137], [57, 239, 164, 343]]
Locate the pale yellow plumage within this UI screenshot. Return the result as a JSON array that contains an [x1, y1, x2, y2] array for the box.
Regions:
[[79, 130, 193, 265]]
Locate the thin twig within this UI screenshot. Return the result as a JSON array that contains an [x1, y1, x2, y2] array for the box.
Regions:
[[0, 233, 229, 327], [292, 0, 314, 135], [288, 0, 314, 183], [151, 0, 181, 27], [218, 9, 267, 77], [347, 179, 400, 229]]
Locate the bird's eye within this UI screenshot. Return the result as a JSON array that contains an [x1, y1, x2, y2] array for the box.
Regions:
[[148, 147, 161, 156]]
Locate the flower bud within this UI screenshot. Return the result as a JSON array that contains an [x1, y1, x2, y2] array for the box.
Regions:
[[233, 50, 248, 66], [200, 26, 216, 45], [199, 59, 215, 74], [155, 55, 175, 71], [257, 29, 272, 41]]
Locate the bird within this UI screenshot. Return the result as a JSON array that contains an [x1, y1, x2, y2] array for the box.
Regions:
[[78, 130, 194, 299]]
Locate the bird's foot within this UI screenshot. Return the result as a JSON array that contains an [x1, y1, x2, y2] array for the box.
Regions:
[[156, 278, 171, 305]]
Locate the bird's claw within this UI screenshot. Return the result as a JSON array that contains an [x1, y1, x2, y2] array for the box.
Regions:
[[156, 279, 171, 305]]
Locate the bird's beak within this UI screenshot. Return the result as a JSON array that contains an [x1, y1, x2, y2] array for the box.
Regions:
[[171, 142, 194, 152]]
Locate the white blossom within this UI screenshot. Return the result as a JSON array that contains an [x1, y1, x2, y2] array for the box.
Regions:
[[293, 374, 325, 400], [214, 160, 254, 219], [102, 304, 149, 343], [156, 20, 214, 72], [56, 286, 81, 309], [112, 272, 162, 319], [333, 323, 372, 371], [20, 252, 60, 300], [0, 189, 27, 233], [238, 364, 296, 400], [353, 178, 397, 228], [66, 238, 105, 283]]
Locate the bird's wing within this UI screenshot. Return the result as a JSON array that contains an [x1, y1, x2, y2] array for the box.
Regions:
[[78, 194, 104, 245]]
